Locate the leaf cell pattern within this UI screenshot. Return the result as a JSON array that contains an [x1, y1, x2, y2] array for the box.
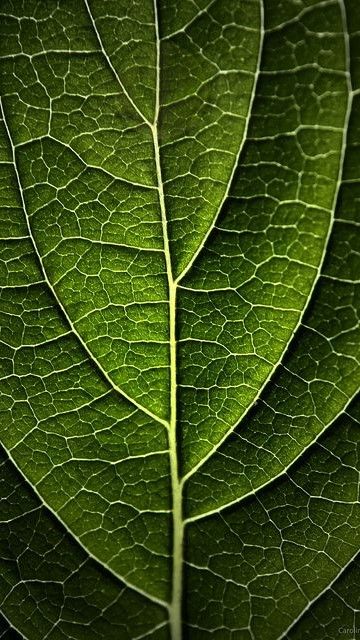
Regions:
[[0, 0, 359, 638]]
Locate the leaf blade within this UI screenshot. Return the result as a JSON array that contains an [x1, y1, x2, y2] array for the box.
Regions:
[[0, 0, 359, 638]]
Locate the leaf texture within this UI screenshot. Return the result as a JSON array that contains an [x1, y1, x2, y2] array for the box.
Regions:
[[0, 0, 359, 638]]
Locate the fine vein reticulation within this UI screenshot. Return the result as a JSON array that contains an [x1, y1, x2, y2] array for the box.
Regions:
[[0, 0, 359, 639]]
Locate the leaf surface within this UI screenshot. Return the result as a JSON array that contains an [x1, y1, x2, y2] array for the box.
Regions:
[[0, 0, 359, 638]]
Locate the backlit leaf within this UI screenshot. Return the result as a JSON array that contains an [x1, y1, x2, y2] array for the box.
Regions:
[[0, 0, 359, 638]]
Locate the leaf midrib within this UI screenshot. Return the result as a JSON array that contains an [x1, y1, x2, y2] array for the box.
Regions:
[[78, 0, 265, 628], [2, 2, 353, 635], [150, 2, 182, 635], [1, 0, 265, 618], [0, 96, 172, 612]]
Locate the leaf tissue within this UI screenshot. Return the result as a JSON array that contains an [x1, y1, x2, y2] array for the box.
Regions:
[[0, 0, 359, 638]]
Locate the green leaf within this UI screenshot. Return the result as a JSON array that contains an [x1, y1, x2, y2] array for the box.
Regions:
[[0, 0, 359, 638]]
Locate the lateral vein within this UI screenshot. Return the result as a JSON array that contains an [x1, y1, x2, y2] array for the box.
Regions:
[[181, 2, 353, 483], [83, 0, 151, 127], [175, 0, 265, 284], [0, 98, 168, 431]]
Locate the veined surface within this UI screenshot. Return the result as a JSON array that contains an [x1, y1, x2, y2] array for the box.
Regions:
[[0, 0, 359, 638]]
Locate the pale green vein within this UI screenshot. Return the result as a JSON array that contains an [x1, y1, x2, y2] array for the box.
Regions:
[[83, 0, 152, 127], [175, 1, 265, 284], [17, 135, 158, 190], [0, 98, 169, 431], [184, 383, 359, 524], [0, 445, 169, 610], [278, 549, 360, 640], [161, 0, 218, 42], [152, 1, 182, 636], [182, 7, 353, 483]]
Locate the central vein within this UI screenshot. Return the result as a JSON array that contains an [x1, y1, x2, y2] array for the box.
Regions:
[[152, 2, 183, 639]]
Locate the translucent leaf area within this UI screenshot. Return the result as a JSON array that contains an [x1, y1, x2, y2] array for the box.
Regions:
[[0, 0, 359, 638]]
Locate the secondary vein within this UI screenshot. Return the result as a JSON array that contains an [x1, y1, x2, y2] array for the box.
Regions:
[[0, 98, 168, 431]]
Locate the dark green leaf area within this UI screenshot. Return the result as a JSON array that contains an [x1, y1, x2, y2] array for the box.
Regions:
[[0, 613, 23, 640], [285, 555, 360, 640], [185, 399, 360, 638], [0, 279, 171, 599], [177, 0, 348, 474], [184, 207, 360, 516], [0, 448, 168, 640]]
